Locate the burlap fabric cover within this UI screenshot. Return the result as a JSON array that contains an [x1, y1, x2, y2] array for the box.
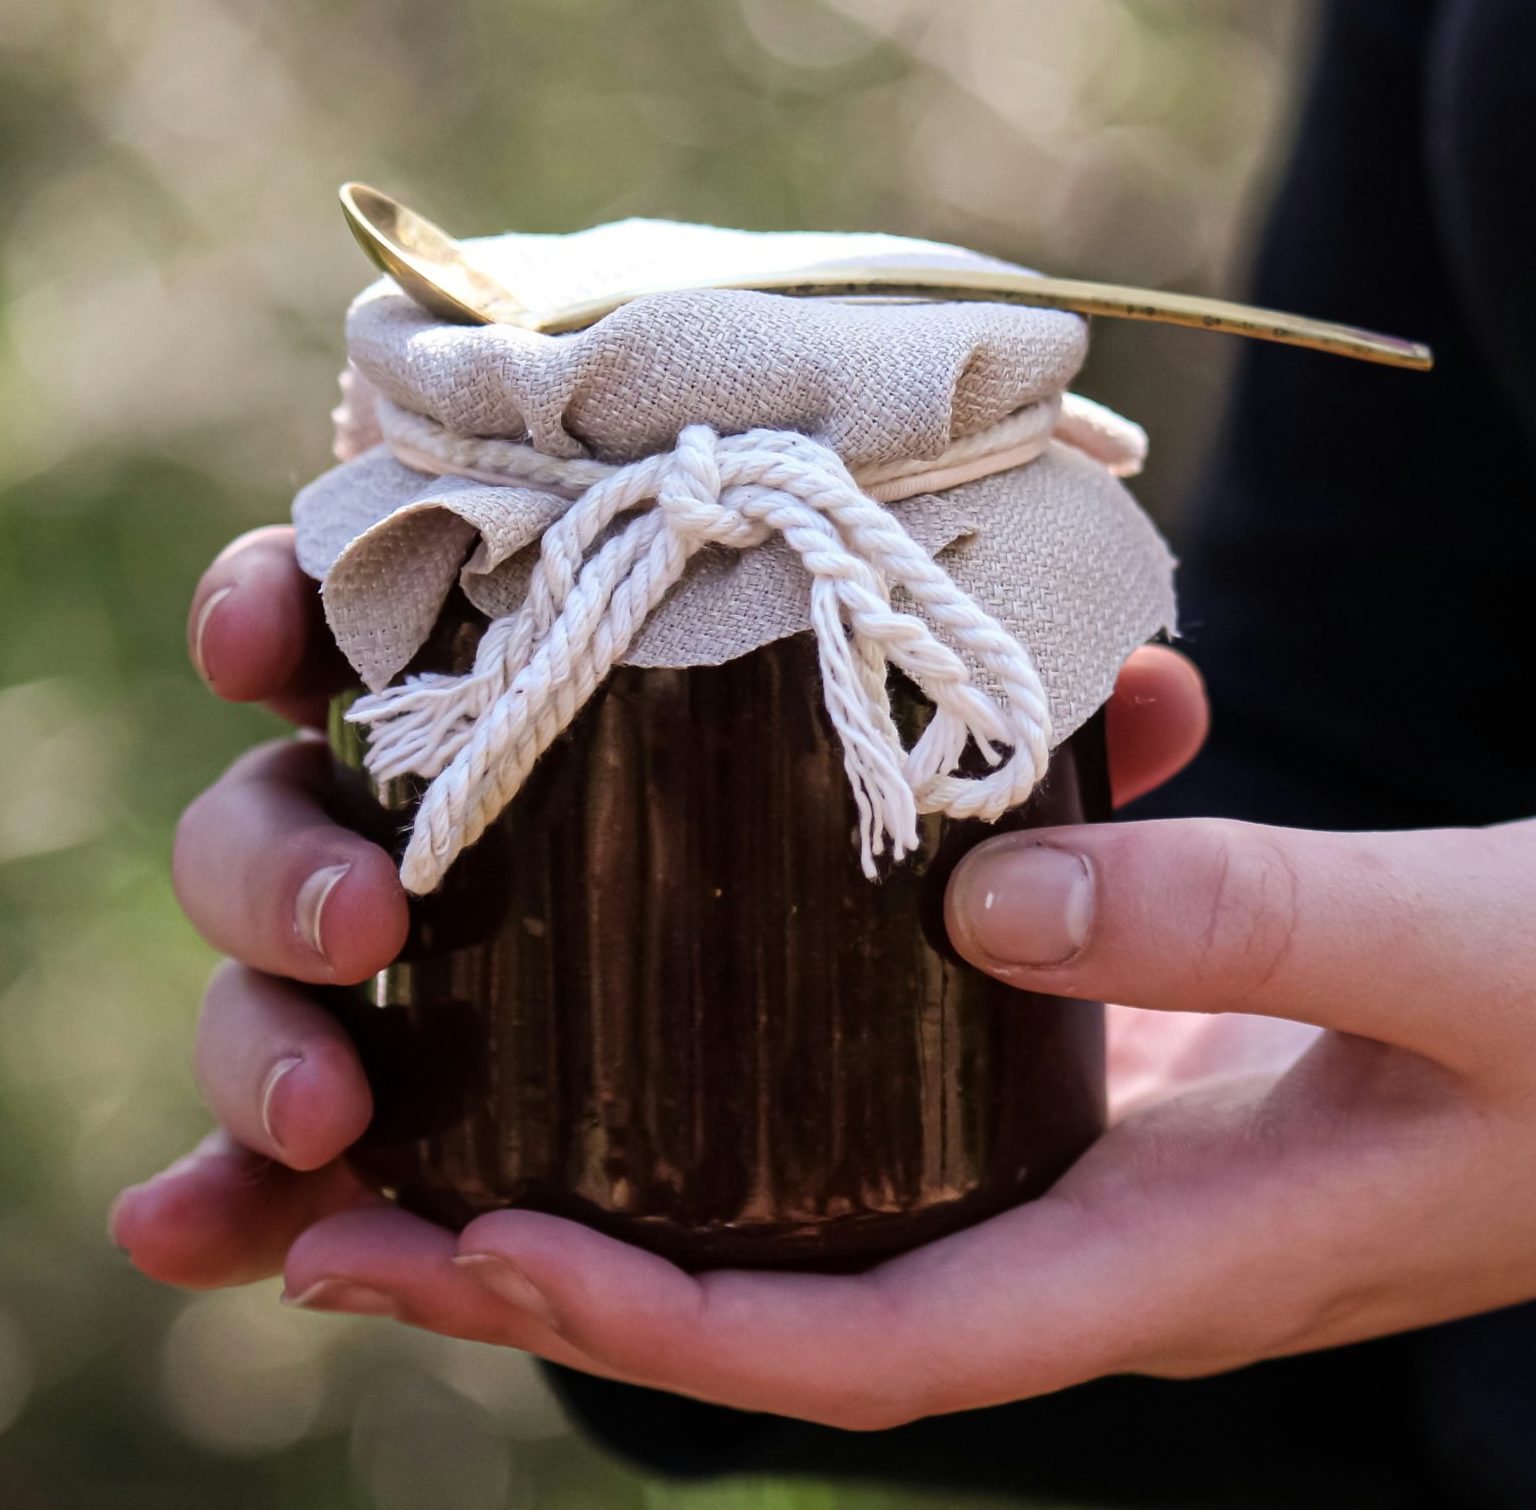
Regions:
[[296, 220, 1176, 734]]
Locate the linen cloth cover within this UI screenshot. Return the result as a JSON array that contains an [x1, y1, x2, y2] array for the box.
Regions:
[[293, 218, 1177, 763]]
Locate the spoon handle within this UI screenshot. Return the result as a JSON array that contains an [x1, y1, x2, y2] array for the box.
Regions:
[[340, 183, 1431, 370], [529, 266, 1431, 371]]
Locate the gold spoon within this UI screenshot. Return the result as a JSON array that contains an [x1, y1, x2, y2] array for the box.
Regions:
[[340, 182, 1433, 371]]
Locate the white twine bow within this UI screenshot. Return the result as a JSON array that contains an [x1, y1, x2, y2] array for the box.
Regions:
[[349, 425, 1054, 895]]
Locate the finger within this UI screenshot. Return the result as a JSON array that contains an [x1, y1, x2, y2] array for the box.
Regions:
[[413, 1059, 1530, 1417], [428, 1205, 1122, 1429], [173, 738, 408, 985], [190, 526, 351, 726], [287, 1046, 1514, 1425], [194, 964, 373, 1170], [1103, 645, 1209, 808], [110, 1131, 373, 1290], [946, 816, 1536, 1068], [288, 1205, 966, 1418], [280, 1206, 634, 1381]]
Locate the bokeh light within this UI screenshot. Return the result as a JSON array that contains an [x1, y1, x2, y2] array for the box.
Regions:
[[160, 1287, 330, 1454]]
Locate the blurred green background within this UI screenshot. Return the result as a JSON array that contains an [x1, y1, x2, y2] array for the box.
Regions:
[[0, 2, 1311, 1506]]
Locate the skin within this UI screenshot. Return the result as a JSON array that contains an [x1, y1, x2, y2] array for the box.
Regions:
[[112, 526, 1536, 1430]]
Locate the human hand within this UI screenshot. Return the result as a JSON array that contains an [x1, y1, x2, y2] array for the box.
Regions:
[[245, 815, 1528, 1430], [125, 525, 1536, 1429]]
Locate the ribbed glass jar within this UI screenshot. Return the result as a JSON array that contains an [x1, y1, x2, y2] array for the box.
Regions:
[[326, 606, 1108, 1270]]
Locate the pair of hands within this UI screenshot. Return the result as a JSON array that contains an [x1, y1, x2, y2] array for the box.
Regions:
[[111, 526, 1536, 1431]]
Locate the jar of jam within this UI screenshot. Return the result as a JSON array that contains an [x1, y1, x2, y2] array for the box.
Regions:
[[298, 215, 1178, 1273], [326, 604, 1108, 1271]]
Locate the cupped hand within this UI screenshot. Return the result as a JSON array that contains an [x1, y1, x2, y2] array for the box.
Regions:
[[117, 529, 1536, 1428]]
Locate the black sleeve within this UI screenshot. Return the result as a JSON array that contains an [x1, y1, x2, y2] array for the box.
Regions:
[[1137, 0, 1536, 833], [546, 2, 1536, 1504]]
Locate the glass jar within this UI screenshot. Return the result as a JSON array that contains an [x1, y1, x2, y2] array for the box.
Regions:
[[326, 600, 1108, 1271]]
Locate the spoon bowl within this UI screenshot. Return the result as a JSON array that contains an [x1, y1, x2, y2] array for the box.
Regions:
[[341, 182, 531, 326]]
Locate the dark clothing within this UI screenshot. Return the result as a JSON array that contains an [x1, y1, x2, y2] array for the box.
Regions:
[[550, 1, 1536, 1503]]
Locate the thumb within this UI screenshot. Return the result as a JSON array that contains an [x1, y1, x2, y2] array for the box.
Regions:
[[945, 817, 1536, 1072]]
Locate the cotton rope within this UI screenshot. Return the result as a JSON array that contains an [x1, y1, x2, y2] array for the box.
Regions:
[[348, 423, 1057, 896], [370, 389, 1146, 502]]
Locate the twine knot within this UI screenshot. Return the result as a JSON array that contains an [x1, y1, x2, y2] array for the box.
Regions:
[[654, 426, 771, 548], [349, 423, 1054, 895]]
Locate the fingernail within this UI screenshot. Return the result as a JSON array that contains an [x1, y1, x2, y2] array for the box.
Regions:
[[282, 1278, 398, 1317], [948, 842, 1093, 970], [260, 1055, 303, 1151], [191, 585, 234, 685], [453, 1253, 562, 1331], [295, 863, 350, 958]]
